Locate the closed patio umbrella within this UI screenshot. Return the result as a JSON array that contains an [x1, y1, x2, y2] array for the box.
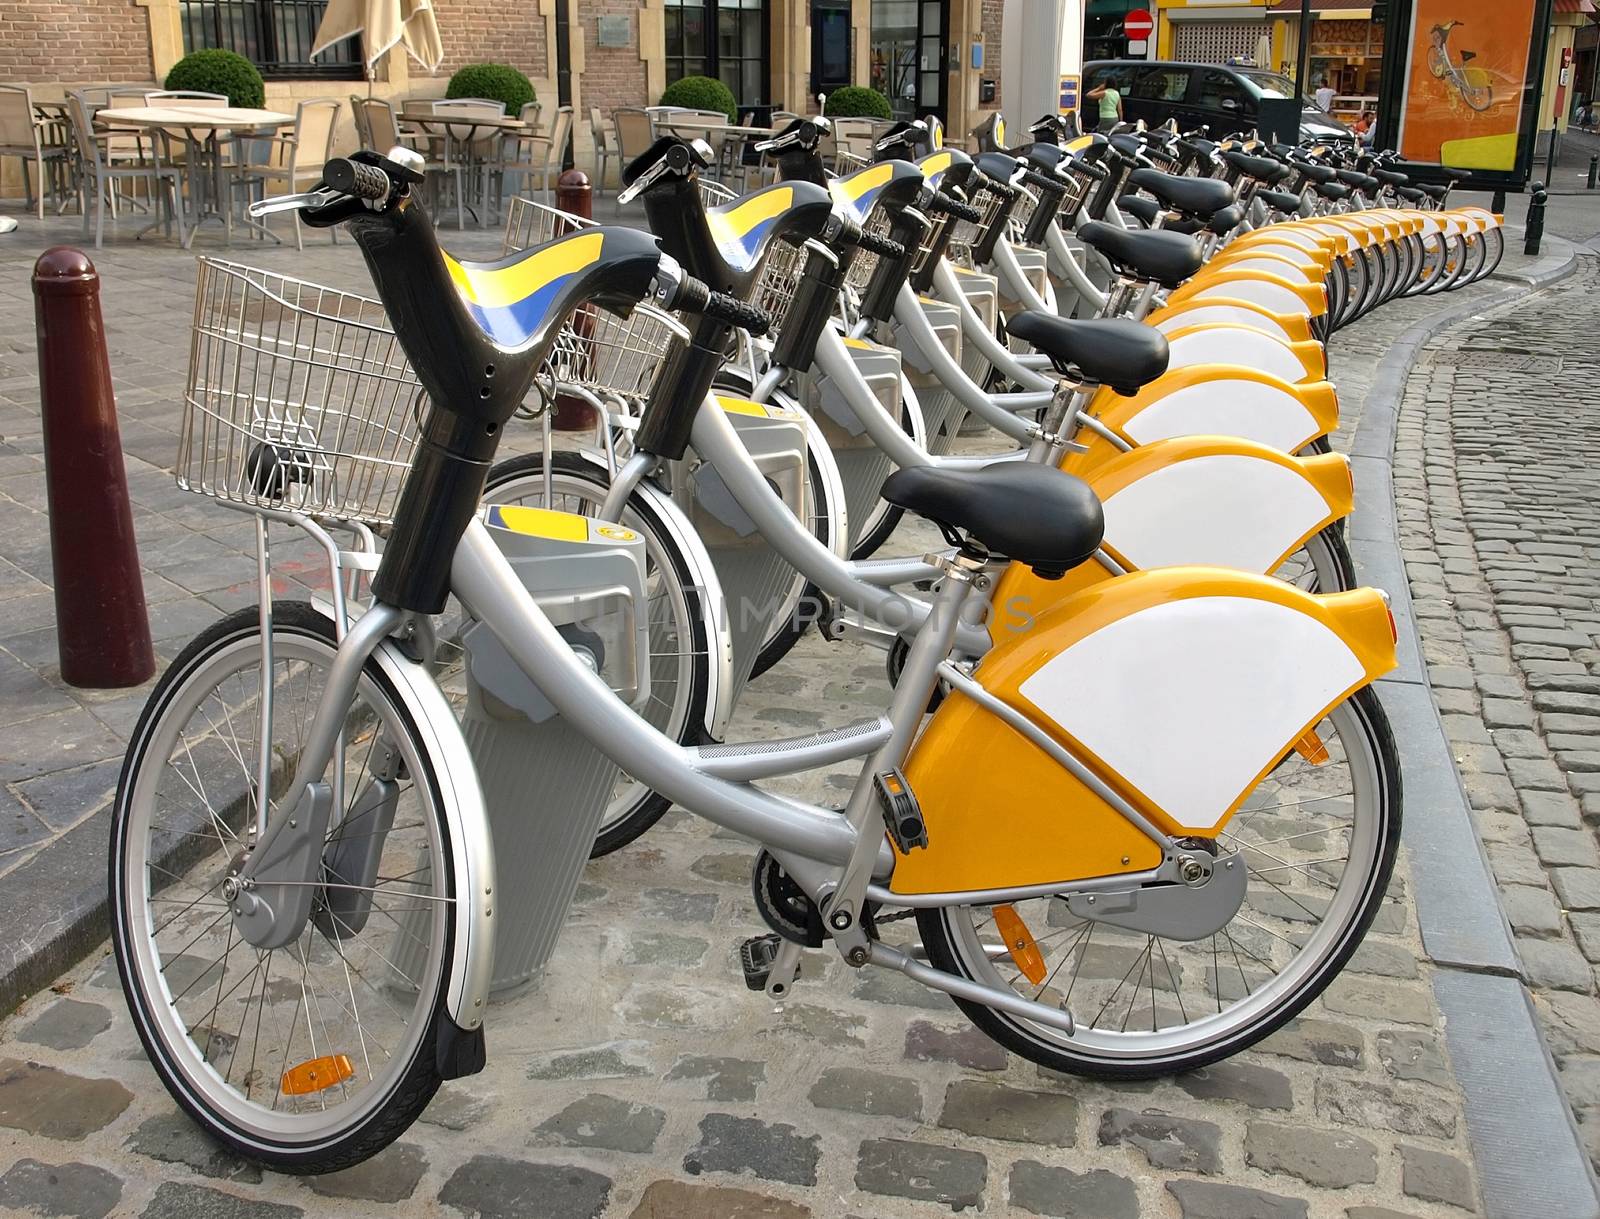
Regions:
[[312, 0, 444, 75]]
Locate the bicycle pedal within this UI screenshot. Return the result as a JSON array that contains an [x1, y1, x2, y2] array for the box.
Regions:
[[875, 768, 928, 853], [739, 933, 786, 991]]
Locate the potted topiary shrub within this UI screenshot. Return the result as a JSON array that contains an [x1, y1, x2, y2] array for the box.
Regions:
[[823, 85, 892, 120], [446, 63, 536, 114], [658, 75, 738, 123], [163, 49, 266, 109]]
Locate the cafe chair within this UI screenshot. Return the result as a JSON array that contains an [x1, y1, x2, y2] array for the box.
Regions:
[[498, 103, 572, 206], [588, 106, 615, 197], [0, 85, 72, 221], [64, 94, 184, 246], [230, 98, 341, 249]]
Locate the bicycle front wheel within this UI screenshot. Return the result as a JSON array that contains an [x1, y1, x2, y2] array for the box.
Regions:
[[915, 684, 1400, 1078], [112, 603, 458, 1172]]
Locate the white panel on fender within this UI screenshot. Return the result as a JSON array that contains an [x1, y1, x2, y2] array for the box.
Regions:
[[1100, 454, 1332, 573], [1191, 280, 1310, 317], [1121, 379, 1319, 452], [1237, 242, 1318, 268], [1216, 256, 1315, 284], [1153, 306, 1293, 341], [1017, 597, 1365, 828], [1166, 329, 1309, 384]]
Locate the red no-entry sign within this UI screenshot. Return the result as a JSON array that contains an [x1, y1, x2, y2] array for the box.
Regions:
[[1124, 9, 1155, 40]]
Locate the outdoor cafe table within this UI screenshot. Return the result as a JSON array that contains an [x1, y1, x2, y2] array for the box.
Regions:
[[397, 108, 529, 227], [96, 105, 293, 247]]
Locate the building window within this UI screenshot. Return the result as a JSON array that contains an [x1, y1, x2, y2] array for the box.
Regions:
[[181, 1, 362, 79], [813, 0, 852, 94], [664, 0, 770, 107]]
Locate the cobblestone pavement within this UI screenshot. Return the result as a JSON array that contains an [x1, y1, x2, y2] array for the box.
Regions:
[[0, 207, 1552, 1217], [1393, 250, 1600, 1171]]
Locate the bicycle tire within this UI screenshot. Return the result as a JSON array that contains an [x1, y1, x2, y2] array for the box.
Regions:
[[112, 603, 455, 1172], [915, 683, 1400, 1079]]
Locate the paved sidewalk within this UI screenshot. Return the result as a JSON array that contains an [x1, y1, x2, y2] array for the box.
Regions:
[[0, 205, 1573, 1218], [1393, 251, 1600, 1169]]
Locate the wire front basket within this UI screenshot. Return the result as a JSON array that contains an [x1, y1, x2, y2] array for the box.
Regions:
[[178, 259, 423, 526]]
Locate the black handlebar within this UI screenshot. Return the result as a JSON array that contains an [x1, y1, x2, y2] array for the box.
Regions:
[[854, 229, 907, 261], [979, 175, 1019, 203], [323, 157, 391, 201], [1022, 168, 1065, 194], [926, 192, 983, 224], [674, 277, 773, 337]]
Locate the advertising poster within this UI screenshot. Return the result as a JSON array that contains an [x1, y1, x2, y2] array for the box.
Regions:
[[1397, 0, 1541, 172]]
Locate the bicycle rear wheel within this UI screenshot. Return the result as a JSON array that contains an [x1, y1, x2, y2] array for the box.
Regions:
[[915, 684, 1400, 1078], [112, 603, 457, 1172]]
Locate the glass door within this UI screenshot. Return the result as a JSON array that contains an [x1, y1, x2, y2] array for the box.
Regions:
[[870, 0, 947, 122]]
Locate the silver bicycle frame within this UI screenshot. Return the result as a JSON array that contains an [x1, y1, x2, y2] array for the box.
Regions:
[[928, 261, 1055, 393], [887, 288, 1041, 442]]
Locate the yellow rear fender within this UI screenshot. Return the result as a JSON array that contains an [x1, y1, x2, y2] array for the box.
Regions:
[[1169, 268, 1327, 318], [1162, 322, 1326, 385], [991, 435, 1352, 637], [1088, 364, 1339, 453], [1454, 206, 1502, 230], [894, 570, 1396, 893], [1296, 225, 1356, 258], [1231, 227, 1333, 258], [1147, 296, 1314, 344], [1317, 217, 1382, 248]]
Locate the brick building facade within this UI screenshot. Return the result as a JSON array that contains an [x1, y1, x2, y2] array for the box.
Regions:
[[0, 0, 1005, 182]]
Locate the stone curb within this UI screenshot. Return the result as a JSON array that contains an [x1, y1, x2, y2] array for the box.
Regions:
[[1347, 241, 1600, 1218], [0, 808, 115, 1018]]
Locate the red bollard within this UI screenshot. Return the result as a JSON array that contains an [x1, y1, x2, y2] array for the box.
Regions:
[[555, 167, 593, 221], [33, 247, 155, 688], [553, 169, 598, 432]]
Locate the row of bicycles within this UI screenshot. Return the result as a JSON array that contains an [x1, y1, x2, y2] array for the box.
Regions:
[[108, 109, 1504, 1170]]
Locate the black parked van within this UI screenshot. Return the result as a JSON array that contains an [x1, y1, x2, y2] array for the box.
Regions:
[[1083, 60, 1353, 143]]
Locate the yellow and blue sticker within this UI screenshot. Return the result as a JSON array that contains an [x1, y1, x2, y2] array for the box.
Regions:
[[484, 503, 590, 542], [706, 186, 795, 274], [445, 231, 604, 350], [829, 162, 896, 224], [917, 150, 956, 190]]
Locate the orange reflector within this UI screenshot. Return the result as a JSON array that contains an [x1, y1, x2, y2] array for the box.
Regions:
[[993, 904, 1047, 986], [1294, 730, 1330, 765], [281, 1054, 354, 1096]]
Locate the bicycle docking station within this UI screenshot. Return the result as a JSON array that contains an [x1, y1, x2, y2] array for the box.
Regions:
[[945, 268, 1002, 437], [407, 506, 652, 998], [795, 339, 904, 553], [676, 398, 811, 701], [892, 293, 967, 457]]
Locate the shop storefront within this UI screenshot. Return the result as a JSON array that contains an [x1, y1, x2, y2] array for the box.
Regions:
[[1156, 0, 1272, 66], [1269, 1, 1381, 118], [1086, 0, 1147, 62]]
